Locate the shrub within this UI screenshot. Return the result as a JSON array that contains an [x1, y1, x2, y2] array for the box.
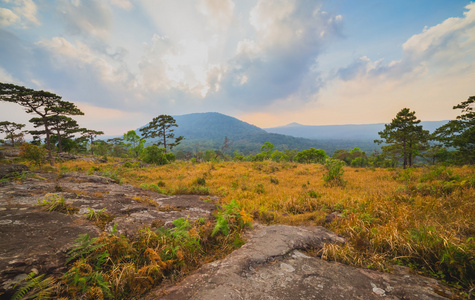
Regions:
[[19, 143, 47, 167], [141, 145, 174, 165], [322, 158, 346, 186]]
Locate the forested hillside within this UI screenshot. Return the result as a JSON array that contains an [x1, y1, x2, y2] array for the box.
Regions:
[[169, 112, 381, 155]]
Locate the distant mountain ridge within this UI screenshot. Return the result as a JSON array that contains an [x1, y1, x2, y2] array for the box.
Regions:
[[265, 120, 449, 140], [142, 112, 449, 155]]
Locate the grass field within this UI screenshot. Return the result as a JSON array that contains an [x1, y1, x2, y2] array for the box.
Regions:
[[54, 159, 475, 297]]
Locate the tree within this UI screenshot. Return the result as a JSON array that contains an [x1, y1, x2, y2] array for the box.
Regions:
[[30, 115, 81, 153], [294, 147, 326, 163], [123, 130, 144, 158], [433, 96, 474, 164], [0, 83, 84, 165], [0, 121, 26, 147], [139, 115, 183, 153], [375, 108, 429, 169], [260, 142, 275, 159], [81, 129, 104, 155]]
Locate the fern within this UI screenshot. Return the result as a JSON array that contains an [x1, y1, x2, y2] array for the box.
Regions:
[[211, 214, 229, 236], [12, 272, 56, 300], [66, 233, 106, 264]]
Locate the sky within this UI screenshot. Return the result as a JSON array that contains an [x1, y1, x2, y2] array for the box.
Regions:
[[0, 0, 474, 136]]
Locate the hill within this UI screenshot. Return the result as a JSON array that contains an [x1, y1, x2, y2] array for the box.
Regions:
[[168, 112, 381, 155], [171, 112, 333, 154], [144, 113, 448, 155], [264, 120, 449, 140]]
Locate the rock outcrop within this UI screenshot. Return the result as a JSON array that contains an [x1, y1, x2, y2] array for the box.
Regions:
[[0, 163, 29, 179], [144, 225, 451, 300], [0, 170, 216, 298]]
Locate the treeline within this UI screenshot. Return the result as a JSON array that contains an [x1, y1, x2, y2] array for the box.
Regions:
[[1, 81, 473, 168]]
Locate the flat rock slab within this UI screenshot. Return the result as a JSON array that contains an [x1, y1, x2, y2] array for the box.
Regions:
[[0, 170, 217, 298], [145, 225, 450, 300]]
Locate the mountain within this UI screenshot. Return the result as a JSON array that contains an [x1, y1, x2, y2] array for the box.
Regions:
[[173, 112, 266, 140], [143, 113, 448, 155], [171, 112, 332, 154], [265, 120, 449, 140]]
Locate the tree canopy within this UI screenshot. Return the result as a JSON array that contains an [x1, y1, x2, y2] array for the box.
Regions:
[[139, 115, 184, 152], [0, 82, 84, 165], [433, 96, 474, 164], [0, 121, 26, 147], [375, 108, 429, 169]]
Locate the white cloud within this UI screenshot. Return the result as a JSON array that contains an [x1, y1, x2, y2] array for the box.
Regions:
[[110, 0, 133, 11], [57, 0, 112, 40], [0, 66, 21, 84], [0, 8, 20, 26], [13, 0, 40, 26], [196, 0, 235, 31], [251, 3, 475, 127], [37, 36, 135, 87], [139, 34, 210, 97]]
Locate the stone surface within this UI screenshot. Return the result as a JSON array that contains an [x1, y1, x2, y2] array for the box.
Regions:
[[0, 170, 217, 298], [0, 163, 29, 179], [144, 225, 451, 300]]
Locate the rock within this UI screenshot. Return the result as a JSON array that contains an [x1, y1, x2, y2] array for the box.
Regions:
[[0, 164, 29, 179], [144, 225, 451, 300], [0, 171, 217, 298]]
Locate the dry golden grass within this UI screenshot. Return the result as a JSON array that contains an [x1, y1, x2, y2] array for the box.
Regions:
[[58, 160, 475, 295]]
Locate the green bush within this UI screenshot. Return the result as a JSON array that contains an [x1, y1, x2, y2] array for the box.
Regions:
[[19, 143, 47, 167], [322, 158, 346, 186], [140, 145, 175, 165]]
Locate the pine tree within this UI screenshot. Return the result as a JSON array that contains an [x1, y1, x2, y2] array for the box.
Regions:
[[375, 108, 429, 169]]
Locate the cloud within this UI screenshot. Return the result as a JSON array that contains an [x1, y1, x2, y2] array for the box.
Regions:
[[57, 0, 113, 40], [14, 0, 40, 26], [0, 0, 39, 27], [337, 3, 475, 82], [0, 8, 20, 26], [209, 0, 342, 109], [110, 0, 133, 11], [196, 0, 235, 31]]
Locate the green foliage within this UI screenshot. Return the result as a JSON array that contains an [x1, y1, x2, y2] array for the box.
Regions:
[[85, 208, 108, 222], [433, 96, 475, 164], [140, 114, 184, 152], [375, 108, 429, 169], [0, 121, 26, 147], [19, 142, 47, 167], [322, 158, 346, 186], [12, 272, 56, 300], [141, 145, 175, 165], [36, 193, 78, 214], [211, 199, 252, 237], [405, 226, 475, 288], [294, 147, 326, 163]]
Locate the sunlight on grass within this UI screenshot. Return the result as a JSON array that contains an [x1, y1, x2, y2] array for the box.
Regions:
[[59, 160, 475, 295]]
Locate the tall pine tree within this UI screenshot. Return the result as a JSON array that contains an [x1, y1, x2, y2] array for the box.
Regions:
[[375, 108, 429, 169]]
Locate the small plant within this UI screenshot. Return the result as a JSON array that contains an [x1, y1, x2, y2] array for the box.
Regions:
[[270, 176, 279, 184], [36, 193, 78, 214], [212, 199, 252, 237], [322, 158, 346, 186], [12, 272, 56, 300], [254, 183, 265, 194], [194, 177, 206, 186], [84, 207, 108, 221]]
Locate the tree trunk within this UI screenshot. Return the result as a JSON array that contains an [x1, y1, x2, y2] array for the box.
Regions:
[[43, 119, 54, 166], [162, 126, 167, 153]]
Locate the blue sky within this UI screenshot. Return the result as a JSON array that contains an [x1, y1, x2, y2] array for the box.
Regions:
[[0, 0, 474, 135]]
